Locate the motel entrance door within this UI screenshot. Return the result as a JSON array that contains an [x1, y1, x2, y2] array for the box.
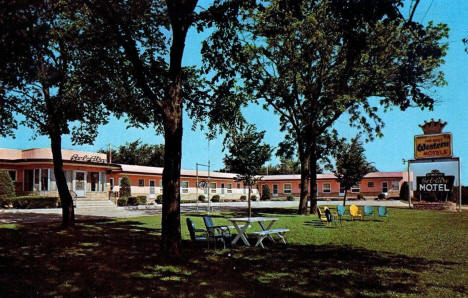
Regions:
[[74, 171, 87, 197]]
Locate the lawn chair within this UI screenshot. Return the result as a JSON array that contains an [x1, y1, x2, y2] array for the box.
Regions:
[[203, 216, 231, 248], [317, 207, 335, 226], [363, 206, 375, 219], [350, 205, 363, 221], [378, 206, 388, 219], [336, 205, 350, 223], [187, 218, 226, 249]]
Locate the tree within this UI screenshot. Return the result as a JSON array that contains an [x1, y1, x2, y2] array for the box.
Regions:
[[202, 0, 448, 215], [78, 0, 250, 256], [0, 170, 15, 200], [99, 140, 164, 167], [330, 137, 373, 206], [223, 123, 272, 218], [0, 1, 109, 228], [119, 176, 131, 198]]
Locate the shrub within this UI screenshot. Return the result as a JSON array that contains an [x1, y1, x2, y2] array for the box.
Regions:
[[127, 196, 139, 206], [198, 194, 206, 202], [357, 194, 364, 200], [250, 195, 257, 201], [240, 195, 247, 201], [156, 195, 163, 204], [399, 182, 409, 201], [211, 195, 220, 202], [378, 193, 386, 200], [137, 195, 147, 204], [119, 176, 131, 198], [117, 197, 128, 206], [0, 196, 59, 209], [287, 195, 295, 201], [261, 185, 272, 201], [0, 170, 15, 200]]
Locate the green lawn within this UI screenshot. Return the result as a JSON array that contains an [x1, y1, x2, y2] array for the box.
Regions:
[[0, 207, 467, 297]]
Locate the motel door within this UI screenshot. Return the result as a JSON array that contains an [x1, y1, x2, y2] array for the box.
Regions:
[[273, 185, 278, 197], [74, 171, 86, 197]]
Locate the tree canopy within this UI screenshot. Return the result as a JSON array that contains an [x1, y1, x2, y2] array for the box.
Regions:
[[223, 122, 272, 217], [0, 0, 110, 227], [329, 137, 374, 206], [99, 140, 164, 167], [202, 0, 448, 214]]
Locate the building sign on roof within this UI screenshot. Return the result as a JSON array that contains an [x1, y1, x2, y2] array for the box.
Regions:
[[70, 154, 106, 164], [414, 133, 452, 159], [416, 170, 454, 192]]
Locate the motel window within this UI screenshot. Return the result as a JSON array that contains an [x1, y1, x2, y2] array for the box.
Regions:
[[118, 178, 122, 186], [323, 183, 331, 193], [210, 182, 217, 193], [367, 181, 374, 188], [181, 181, 189, 193], [138, 179, 145, 187], [90, 172, 99, 192], [382, 182, 388, 193], [392, 181, 399, 191], [283, 183, 292, 194], [227, 183, 232, 193], [351, 184, 360, 193], [7, 170, 16, 182], [110, 178, 114, 190], [339, 184, 345, 194]]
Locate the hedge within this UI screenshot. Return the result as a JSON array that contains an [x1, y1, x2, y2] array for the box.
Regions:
[[0, 196, 59, 209], [211, 195, 220, 202], [117, 197, 128, 206]]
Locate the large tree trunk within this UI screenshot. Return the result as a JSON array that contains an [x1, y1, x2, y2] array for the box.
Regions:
[[161, 78, 183, 258], [50, 130, 75, 228], [160, 0, 197, 258], [309, 140, 318, 215], [343, 189, 348, 206], [297, 148, 310, 215]]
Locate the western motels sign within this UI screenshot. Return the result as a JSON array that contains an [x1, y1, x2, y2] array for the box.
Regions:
[[414, 133, 452, 159]]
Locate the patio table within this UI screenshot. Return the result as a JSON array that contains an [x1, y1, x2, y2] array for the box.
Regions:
[[228, 217, 279, 246]]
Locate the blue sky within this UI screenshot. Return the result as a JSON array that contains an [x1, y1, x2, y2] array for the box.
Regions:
[[1, 0, 467, 183]]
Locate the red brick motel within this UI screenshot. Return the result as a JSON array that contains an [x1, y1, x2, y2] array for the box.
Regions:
[[0, 148, 407, 203]]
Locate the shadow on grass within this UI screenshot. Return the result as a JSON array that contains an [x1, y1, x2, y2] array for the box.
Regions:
[[0, 214, 463, 297]]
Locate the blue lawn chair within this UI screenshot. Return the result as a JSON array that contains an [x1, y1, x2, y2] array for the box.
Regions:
[[363, 206, 375, 218], [378, 206, 388, 219]]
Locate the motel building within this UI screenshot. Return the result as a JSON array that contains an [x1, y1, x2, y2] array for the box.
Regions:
[[0, 148, 406, 203]]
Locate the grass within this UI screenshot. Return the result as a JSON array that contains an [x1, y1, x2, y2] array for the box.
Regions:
[[0, 207, 467, 297]]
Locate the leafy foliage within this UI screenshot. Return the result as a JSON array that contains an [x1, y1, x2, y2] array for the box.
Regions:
[[223, 123, 272, 184], [100, 140, 164, 167], [330, 137, 374, 205], [261, 184, 271, 201], [119, 176, 131, 198], [0, 170, 15, 199], [202, 0, 448, 214]]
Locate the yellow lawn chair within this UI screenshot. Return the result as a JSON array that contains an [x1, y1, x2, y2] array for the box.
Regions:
[[350, 205, 363, 221]]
